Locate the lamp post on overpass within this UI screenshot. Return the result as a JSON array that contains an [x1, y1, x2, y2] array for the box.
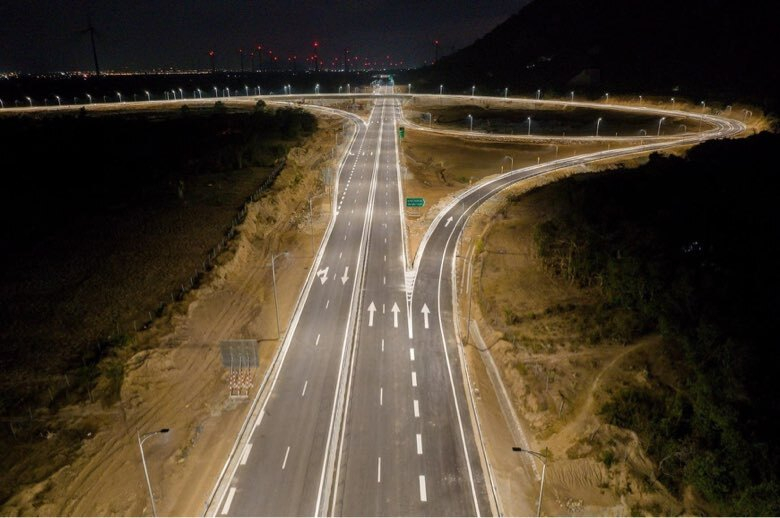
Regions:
[[471, 85, 475, 97], [527, 116, 532, 136], [138, 428, 170, 517], [504, 87, 508, 98], [270, 252, 289, 338], [439, 84, 443, 96], [570, 91, 574, 102], [512, 446, 547, 517], [657, 117, 666, 136], [596, 117, 603, 137], [467, 114, 473, 132], [501, 155, 514, 173]]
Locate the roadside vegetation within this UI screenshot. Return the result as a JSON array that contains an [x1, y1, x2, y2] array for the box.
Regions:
[[532, 132, 780, 514], [0, 102, 316, 506]]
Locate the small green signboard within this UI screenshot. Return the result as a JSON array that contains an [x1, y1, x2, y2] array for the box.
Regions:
[[399, 126, 405, 138], [406, 197, 425, 207]]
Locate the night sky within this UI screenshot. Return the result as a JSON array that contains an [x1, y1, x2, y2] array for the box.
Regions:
[[0, 0, 529, 73]]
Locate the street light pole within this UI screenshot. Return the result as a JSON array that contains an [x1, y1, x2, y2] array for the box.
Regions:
[[527, 116, 532, 136], [512, 446, 547, 517], [467, 114, 473, 132], [138, 428, 170, 517], [596, 117, 603, 137], [657, 116, 666, 136], [271, 252, 289, 338], [471, 85, 475, 97], [570, 91, 574, 102]]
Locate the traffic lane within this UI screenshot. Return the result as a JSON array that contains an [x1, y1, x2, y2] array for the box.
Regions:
[[224, 107, 384, 516]]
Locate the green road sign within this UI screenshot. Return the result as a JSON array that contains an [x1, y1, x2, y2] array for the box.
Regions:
[[406, 197, 425, 207], [399, 126, 405, 138]]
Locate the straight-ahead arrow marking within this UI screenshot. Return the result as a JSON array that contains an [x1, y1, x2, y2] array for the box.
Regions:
[[444, 216, 453, 227], [391, 302, 400, 328], [421, 303, 430, 329], [341, 266, 350, 285], [368, 302, 376, 327]]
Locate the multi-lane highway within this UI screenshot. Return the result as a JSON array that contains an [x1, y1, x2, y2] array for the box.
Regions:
[[3, 91, 743, 516], [203, 94, 744, 517], [208, 97, 489, 517]]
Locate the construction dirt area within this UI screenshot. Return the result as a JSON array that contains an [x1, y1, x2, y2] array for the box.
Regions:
[[2, 97, 765, 516], [1, 104, 350, 516]]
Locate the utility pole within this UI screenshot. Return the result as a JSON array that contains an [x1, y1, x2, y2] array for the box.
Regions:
[[433, 39, 440, 64], [256, 45, 263, 71], [85, 18, 100, 76], [313, 41, 320, 72], [344, 47, 349, 72], [239, 48, 244, 72], [208, 50, 215, 73]]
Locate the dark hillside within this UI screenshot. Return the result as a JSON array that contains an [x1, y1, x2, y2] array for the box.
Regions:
[[532, 132, 780, 514], [412, 0, 777, 108]]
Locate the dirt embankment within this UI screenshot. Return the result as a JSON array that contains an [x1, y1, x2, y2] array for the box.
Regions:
[[2, 113, 344, 516], [458, 179, 684, 516]]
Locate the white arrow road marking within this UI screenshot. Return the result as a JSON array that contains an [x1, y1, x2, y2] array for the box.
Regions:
[[421, 304, 431, 329], [444, 216, 453, 227], [367, 302, 376, 327], [316, 266, 329, 285], [391, 302, 400, 328], [341, 266, 350, 285]]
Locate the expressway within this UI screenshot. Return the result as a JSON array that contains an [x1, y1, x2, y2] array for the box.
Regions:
[[2, 92, 744, 516], [206, 94, 744, 517], [210, 97, 489, 517]]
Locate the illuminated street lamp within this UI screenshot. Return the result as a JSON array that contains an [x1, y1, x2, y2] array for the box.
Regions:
[[86, 93, 92, 104], [504, 87, 508, 98], [512, 447, 547, 517], [423, 112, 432, 127], [408, 83, 412, 94], [570, 91, 574, 102], [671, 97, 675, 105], [55, 95, 61, 106], [315, 83, 320, 94], [471, 85, 475, 97], [338, 86, 343, 94], [657, 116, 666, 136], [596, 117, 603, 136], [178, 88, 183, 99], [679, 124, 687, 132], [117, 92, 123, 102], [138, 428, 170, 517], [467, 114, 473, 132], [256, 85, 261, 95], [604, 92, 609, 102], [213, 86, 218, 98], [347, 83, 351, 94], [196, 88, 202, 99], [536, 89, 541, 100], [25, 96, 32, 107], [639, 95, 643, 104], [145, 90, 151, 101], [527, 116, 532, 136], [439, 84, 443, 95], [0, 99, 4, 108], [699, 101, 706, 133]]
